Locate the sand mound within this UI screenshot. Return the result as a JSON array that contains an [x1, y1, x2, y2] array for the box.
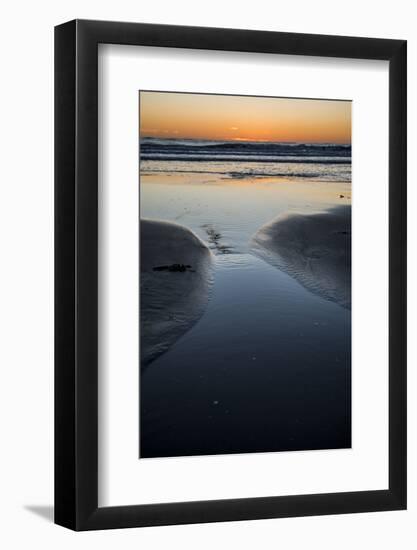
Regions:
[[251, 206, 351, 308], [140, 219, 213, 367]]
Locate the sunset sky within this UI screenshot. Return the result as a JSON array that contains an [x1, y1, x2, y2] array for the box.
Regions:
[[140, 91, 351, 144]]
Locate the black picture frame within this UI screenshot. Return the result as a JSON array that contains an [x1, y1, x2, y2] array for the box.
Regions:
[[55, 19, 407, 531]]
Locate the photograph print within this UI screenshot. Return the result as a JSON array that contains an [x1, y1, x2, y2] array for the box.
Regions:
[[139, 91, 351, 459]]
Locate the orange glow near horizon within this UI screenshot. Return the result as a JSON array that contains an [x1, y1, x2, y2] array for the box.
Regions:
[[140, 91, 351, 144]]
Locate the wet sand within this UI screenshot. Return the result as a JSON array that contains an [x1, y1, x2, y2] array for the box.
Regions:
[[251, 205, 351, 309], [140, 219, 213, 366]]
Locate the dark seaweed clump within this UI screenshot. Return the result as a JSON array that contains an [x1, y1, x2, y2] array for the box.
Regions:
[[152, 264, 194, 272]]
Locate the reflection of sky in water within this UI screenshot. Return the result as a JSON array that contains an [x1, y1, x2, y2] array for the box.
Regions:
[[140, 174, 351, 254], [140, 173, 351, 458]]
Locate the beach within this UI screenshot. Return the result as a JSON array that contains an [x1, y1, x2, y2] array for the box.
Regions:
[[138, 90, 352, 459]]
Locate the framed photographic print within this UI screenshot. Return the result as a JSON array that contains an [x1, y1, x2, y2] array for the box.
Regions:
[[55, 20, 406, 530]]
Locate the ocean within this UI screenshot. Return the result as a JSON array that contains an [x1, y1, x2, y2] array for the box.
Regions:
[[140, 137, 351, 182]]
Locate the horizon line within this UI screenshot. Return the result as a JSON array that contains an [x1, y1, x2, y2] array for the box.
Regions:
[[140, 136, 352, 145]]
